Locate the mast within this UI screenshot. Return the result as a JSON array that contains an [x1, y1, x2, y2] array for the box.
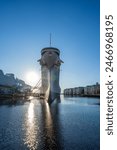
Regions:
[[50, 33, 51, 47]]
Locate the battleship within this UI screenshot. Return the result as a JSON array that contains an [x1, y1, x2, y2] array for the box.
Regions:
[[38, 47, 63, 104]]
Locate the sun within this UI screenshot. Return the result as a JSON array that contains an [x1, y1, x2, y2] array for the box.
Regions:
[[25, 71, 39, 86]]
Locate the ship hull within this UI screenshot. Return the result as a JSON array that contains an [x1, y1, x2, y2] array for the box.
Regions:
[[45, 89, 60, 104], [45, 68, 60, 104], [38, 47, 63, 104]]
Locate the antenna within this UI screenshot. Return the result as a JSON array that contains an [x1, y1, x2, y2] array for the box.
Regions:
[[50, 33, 51, 47]]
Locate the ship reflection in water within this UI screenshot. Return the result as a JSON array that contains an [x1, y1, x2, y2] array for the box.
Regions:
[[0, 96, 100, 150]]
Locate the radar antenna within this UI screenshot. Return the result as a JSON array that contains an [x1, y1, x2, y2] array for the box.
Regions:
[[50, 33, 51, 47]]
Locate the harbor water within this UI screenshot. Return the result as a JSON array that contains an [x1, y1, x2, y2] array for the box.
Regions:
[[0, 96, 100, 150]]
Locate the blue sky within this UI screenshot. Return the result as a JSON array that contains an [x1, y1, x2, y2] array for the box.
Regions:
[[0, 0, 100, 90]]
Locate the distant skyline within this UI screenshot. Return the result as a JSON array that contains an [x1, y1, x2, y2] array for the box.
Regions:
[[0, 0, 100, 90]]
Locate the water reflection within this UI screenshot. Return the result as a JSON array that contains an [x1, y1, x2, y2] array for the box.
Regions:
[[28, 102, 34, 124], [23, 101, 38, 150], [41, 101, 56, 148], [22, 99, 62, 150], [62, 96, 100, 105], [45, 102, 53, 128], [0, 97, 99, 150], [41, 100, 62, 149]]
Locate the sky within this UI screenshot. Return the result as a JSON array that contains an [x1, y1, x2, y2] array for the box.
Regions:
[[0, 0, 100, 90]]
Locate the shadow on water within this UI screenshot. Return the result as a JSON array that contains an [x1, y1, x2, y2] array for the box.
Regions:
[[0, 98, 30, 106], [40, 99, 64, 150]]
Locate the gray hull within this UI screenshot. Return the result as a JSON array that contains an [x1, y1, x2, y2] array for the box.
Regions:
[[45, 69, 60, 104], [38, 47, 63, 104], [45, 88, 60, 104]]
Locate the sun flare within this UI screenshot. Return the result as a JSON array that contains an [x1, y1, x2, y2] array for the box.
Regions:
[[25, 71, 39, 86]]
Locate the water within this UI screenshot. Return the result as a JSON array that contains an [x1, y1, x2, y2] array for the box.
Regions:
[[0, 96, 100, 150]]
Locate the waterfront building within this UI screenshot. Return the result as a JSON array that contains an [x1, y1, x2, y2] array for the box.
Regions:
[[75, 87, 84, 95], [0, 85, 15, 95], [69, 88, 73, 95], [84, 83, 100, 96], [0, 70, 31, 94], [64, 83, 100, 97], [64, 88, 73, 95], [84, 86, 91, 95], [92, 82, 100, 95], [73, 87, 77, 95], [64, 89, 69, 95]]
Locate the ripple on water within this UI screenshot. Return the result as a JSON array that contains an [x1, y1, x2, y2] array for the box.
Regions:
[[0, 97, 100, 150]]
